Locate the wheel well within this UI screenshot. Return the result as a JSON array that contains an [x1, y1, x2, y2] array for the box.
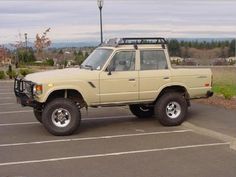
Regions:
[[46, 89, 87, 108], [155, 86, 190, 106]]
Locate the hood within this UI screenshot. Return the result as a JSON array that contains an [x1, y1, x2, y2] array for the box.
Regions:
[[25, 68, 99, 84]]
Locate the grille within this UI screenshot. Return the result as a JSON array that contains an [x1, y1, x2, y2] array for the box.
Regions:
[[14, 78, 34, 98]]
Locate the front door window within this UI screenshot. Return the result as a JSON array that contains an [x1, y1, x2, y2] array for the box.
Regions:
[[109, 51, 135, 71]]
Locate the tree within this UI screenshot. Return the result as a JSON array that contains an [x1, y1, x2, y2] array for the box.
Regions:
[[168, 39, 181, 57], [229, 40, 235, 57], [59, 49, 64, 55], [84, 51, 89, 58], [10, 33, 24, 67], [74, 50, 85, 65], [34, 28, 51, 60], [16, 47, 36, 63]]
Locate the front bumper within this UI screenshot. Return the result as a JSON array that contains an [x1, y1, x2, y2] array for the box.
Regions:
[[14, 78, 39, 107]]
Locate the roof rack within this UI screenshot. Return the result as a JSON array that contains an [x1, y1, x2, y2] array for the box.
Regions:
[[102, 37, 167, 47], [120, 37, 167, 45]]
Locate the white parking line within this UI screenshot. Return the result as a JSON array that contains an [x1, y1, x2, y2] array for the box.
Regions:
[[0, 110, 32, 114], [0, 142, 229, 166], [0, 115, 134, 126], [0, 129, 192, 147], [0, 80, 14, 83], [0, 97, 15, 100], [0, 103, 15, 106], [83, 115, 133, 121], [0, 122, 39, 127]]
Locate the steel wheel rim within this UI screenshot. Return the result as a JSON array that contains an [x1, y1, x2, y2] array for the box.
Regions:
[[166, 101, 181, 119], [51, 108, 71, 127]]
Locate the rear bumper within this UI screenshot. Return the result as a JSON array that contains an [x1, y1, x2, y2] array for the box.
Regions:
[[206, 91, 214, 98], [190, 90, 214, 100]]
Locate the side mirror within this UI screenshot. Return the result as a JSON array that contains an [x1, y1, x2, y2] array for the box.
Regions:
[[107, 65, 113, 75]]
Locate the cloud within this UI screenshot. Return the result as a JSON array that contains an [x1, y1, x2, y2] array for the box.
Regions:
[[0, 0, 236, 43]]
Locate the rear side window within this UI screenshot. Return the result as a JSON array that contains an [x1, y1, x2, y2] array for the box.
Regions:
[[140, 50, 167, 70]]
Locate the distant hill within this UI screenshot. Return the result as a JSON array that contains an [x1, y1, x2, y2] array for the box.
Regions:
[[2, 41, 99, 50], [172, 38, 234, 42], [2, 38, 234, 50], [50, 41, 99, 48]]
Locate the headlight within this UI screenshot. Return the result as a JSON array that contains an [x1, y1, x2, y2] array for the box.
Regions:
[[33, 84, 43, 95]]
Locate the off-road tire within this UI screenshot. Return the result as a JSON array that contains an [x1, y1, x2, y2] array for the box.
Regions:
[[33, 109, 42, 123], [129, 104, 154, 118], [42, 98, 81, 136], [155, 93, 187, 126]]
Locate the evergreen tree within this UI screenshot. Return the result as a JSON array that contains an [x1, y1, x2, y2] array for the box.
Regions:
[[74, 50, 85, 65], [17, 47, 36, 63], [84, 52, 89, 58], [168, 39, 181, 56], [229, 40, 235, 57], [58, 49, 64, 55]]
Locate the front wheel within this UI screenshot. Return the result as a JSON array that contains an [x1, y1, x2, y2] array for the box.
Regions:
[[42, 98, 81, 136], [33, 109, 42, 123], [129, 104, 154, 118], [155, 93, 188, 126]]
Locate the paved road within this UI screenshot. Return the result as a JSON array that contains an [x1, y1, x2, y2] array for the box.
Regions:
[[0, 81, 236, 177]]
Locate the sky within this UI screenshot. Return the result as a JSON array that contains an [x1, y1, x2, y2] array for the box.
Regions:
[[0, 0, 236, 44]]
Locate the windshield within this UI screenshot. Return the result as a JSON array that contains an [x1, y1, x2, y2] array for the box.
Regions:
[[81, 49, 113, 70]]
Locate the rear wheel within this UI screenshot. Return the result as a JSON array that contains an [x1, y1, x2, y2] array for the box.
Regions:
[[129, 104, 154, 118], [33, 109, 42, 123], [155, 93, 188, 126], [42, 98, 81, 136]]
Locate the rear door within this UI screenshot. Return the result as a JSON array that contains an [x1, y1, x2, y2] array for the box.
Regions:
[[139, 49, 171, 101]]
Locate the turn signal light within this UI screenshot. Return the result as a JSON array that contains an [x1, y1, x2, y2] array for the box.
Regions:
[[33, 84, 43, 95], [36, 85, 42, 92]]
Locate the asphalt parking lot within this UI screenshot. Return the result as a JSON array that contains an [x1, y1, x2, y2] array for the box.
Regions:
[[0, 81, 236, 177]]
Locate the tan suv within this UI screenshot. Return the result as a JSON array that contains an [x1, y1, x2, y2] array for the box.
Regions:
[[14, 37, 213, 136]]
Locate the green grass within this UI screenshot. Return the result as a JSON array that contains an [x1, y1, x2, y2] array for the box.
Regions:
[[212, 84, 236, 99], [211, 67, 236, 99], [213, 84, 236, 94], [0, 70, 6, 79]]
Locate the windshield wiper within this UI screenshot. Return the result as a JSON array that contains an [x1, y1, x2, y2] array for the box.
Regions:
[[84, 65, 93, 70]]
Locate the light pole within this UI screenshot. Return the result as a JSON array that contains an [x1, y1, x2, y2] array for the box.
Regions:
[[97, 0, 104, 44]]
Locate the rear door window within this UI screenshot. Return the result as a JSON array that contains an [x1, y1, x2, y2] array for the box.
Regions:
[[140, 50, 167, 70]]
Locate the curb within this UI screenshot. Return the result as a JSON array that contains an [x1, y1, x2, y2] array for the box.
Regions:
[[183, 122, 236, 151], [0, 80, 14, 83]]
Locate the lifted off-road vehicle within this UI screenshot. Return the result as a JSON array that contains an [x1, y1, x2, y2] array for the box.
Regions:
[[14, 37, 213, 136]]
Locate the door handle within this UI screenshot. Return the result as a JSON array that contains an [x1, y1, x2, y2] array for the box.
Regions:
[[129, 78, 136, 81], [163, 77, 170, 80], [197, 76, 207, 78]]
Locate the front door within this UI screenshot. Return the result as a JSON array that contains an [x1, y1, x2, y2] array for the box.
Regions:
[[99, 50, 138, 104]]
